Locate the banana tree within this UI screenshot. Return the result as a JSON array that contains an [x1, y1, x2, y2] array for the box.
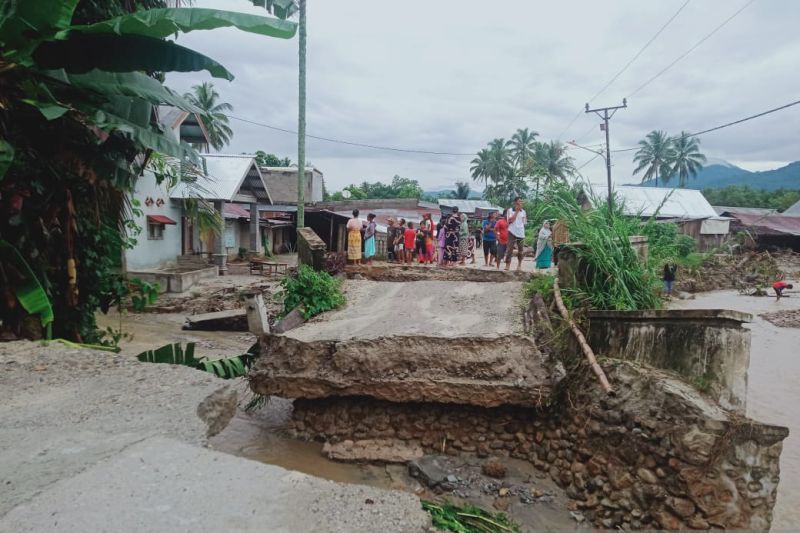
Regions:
[[0, 1, 296, 342]]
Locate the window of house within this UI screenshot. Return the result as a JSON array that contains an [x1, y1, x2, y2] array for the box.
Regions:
[[148, 222, 165, 240]]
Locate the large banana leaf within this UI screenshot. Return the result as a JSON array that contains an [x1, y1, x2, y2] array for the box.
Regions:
[[0, 240, 54, 335], [47, 70, 202, 114], [34, 33, 235, 80], [250, 0, 299, 20], [88, 108, 200, 164], [63, 8, 296, 40], [0, 0, 79, 57], [0, 139, 14, 180], [137, 342, 200, 366]]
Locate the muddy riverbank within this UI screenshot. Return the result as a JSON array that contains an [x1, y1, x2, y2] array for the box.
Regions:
[[672, 290, 800, 529]]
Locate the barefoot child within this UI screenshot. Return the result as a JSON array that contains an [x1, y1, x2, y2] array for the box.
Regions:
[[404, 222, 417, 265]]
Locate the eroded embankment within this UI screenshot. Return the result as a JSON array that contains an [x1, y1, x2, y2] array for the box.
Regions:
[[251, 334, 556, 408], [286, 360, 789, 531]]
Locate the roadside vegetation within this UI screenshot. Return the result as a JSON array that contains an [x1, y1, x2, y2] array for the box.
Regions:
[[422, 500, 520, 533], [702, 185, 800, 212], [277, 265, 345, 319]]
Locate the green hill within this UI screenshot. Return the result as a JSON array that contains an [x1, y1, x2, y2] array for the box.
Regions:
[[640, 159, 800, 191]]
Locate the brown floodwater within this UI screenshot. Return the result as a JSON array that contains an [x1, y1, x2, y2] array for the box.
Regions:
[[672, 290, 800, 529]]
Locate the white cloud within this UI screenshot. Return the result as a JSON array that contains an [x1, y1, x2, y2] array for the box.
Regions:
[[166, 0, 800, 191]]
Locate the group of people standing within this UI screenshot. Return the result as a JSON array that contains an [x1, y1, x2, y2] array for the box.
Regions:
[[346, 198, 555, 270]]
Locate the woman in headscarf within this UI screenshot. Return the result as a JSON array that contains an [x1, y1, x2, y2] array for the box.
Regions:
[[363, 213, 377, 265], [346, 209, 364, 264], [458, 213, 469, 265], [443, 207, 461, 266], [436, 217, 446, 265], [533, 220, 553, 269]]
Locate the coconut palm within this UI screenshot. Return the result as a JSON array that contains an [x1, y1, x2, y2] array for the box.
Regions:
[[184, 82, 234, 151], [452, 181, 471, 199], [632, 130, 674, 187], [535, 141, 575, 185], [470, 149, 491, 184], [669, 132, 706, 188], [508, 127, 539, 172], [486, 138, 514, 183]]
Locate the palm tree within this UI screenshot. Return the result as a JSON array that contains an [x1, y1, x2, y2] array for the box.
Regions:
[[632, 130, 674, 187], [486, 138, 514, 184], [184, 82, 233, 151], [535, 141, 575, 185], [452, 181, 471, 199], [470, 149, 491, 184], [508, 127, 539, 172], [669, 132, 706, 188]]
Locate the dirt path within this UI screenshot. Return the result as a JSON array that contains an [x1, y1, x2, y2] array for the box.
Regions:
[[288, 279, 524, 342]]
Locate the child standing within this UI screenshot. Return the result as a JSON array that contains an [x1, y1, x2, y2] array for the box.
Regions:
[[404, 222, 417, 265], [394, 219, 406, 263], [663, 262, 677, 298]]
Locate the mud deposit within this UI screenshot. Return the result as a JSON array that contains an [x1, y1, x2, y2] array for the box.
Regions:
[[347, 264, 534, 282], [760, 309, 800, 328]]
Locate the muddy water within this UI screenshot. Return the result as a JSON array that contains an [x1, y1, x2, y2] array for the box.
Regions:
[[672, 291, 800, 529]]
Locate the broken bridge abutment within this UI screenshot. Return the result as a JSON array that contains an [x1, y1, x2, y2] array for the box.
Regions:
[[249, 276, 788, 530]]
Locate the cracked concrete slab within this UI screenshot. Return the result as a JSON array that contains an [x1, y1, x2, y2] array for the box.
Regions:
[[0, 437, 430, 533]]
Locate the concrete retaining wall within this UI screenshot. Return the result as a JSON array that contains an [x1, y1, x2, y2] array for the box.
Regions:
[[297, 227, 326, 271], [127, 266, 217, 294], [585, 309, 751, 412]]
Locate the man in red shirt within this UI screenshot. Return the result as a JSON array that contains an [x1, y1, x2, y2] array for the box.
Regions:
[[773, 280, 793, 301], [494, 209, 509, 269], [403, 222, 417, 265]]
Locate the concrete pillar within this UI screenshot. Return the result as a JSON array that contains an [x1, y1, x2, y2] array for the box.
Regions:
[[249, 203, 261, 255], [213, 200, 227, 275], [243, 291, 269, 335]]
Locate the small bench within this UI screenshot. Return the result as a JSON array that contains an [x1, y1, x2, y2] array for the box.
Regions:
[[250, 260, 288, 277]]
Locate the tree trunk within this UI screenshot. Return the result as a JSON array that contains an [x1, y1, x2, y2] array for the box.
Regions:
[[552, 278, 613, 394], [296, 0, 307, 228]]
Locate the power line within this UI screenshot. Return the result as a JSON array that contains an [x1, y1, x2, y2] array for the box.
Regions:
[[612, 97, 800, 153], [227, 114, 475, 156], [557, 0, 691, 140], [627, 0, 758, 98]]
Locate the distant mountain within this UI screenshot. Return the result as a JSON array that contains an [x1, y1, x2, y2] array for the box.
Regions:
[[639, 159, 800, 191], [423, 186, 483, 200]]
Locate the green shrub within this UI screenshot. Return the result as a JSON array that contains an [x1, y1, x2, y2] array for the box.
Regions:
[[674, 234, 696, 258], [421, 500, 520, 533], [523, 273, 555, 300], [278, 265, 345, 319]]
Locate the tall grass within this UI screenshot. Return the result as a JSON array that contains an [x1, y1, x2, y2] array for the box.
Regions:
[[544, 184, 663, 311]]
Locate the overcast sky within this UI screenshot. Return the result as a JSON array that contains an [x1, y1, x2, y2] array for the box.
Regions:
[[167, 0, 800, 192]]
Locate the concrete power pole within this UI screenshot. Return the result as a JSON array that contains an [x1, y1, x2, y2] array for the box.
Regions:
[[585, 99, 626, 214], [296, 0, 307, 229]]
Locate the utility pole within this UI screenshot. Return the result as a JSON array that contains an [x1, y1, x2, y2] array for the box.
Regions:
[[585, 99, 626, 215], [296, 0, 307, 229]]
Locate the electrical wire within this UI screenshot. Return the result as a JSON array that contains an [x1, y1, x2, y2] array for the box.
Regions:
[[612, 97, 800, 153], [627, 0, 758, 98], [227, 114, 475, 156], [557, 0, 691, 139]]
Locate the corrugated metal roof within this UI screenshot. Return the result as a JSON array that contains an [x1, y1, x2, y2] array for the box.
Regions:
[[593, 185, 718, 219], [713, 206, 778, 216], [730, 213, 800, 236], [784, 199, 800, 216], [171, 154, 271, 203], [437, 199, 501, 212], [223, 203, 251, 219]]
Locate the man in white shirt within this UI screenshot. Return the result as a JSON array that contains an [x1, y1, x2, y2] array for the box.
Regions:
[[505, 196, 526, 271]]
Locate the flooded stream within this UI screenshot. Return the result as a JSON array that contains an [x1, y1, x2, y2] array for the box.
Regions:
[[672, 290, 800, 529]]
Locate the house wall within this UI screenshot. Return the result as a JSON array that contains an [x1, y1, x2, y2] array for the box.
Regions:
[[125, 171, 183, 271]]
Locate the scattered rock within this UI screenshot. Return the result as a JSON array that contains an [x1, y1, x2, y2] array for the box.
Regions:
[[569, 511, 585, 523], [481, 460, 507, 479]]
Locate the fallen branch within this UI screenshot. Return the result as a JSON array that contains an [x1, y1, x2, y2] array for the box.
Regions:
[[552, 278, 613, 394]]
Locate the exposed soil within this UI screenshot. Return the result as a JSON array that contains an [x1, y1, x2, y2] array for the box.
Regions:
[[760, 309, 800, 328], [252, 334, 555, 407], [146, 274, 284, 316], [346, 264, 535, 282]]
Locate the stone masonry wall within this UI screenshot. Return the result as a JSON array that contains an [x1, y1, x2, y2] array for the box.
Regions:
[[289, 361, 788, 531]]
